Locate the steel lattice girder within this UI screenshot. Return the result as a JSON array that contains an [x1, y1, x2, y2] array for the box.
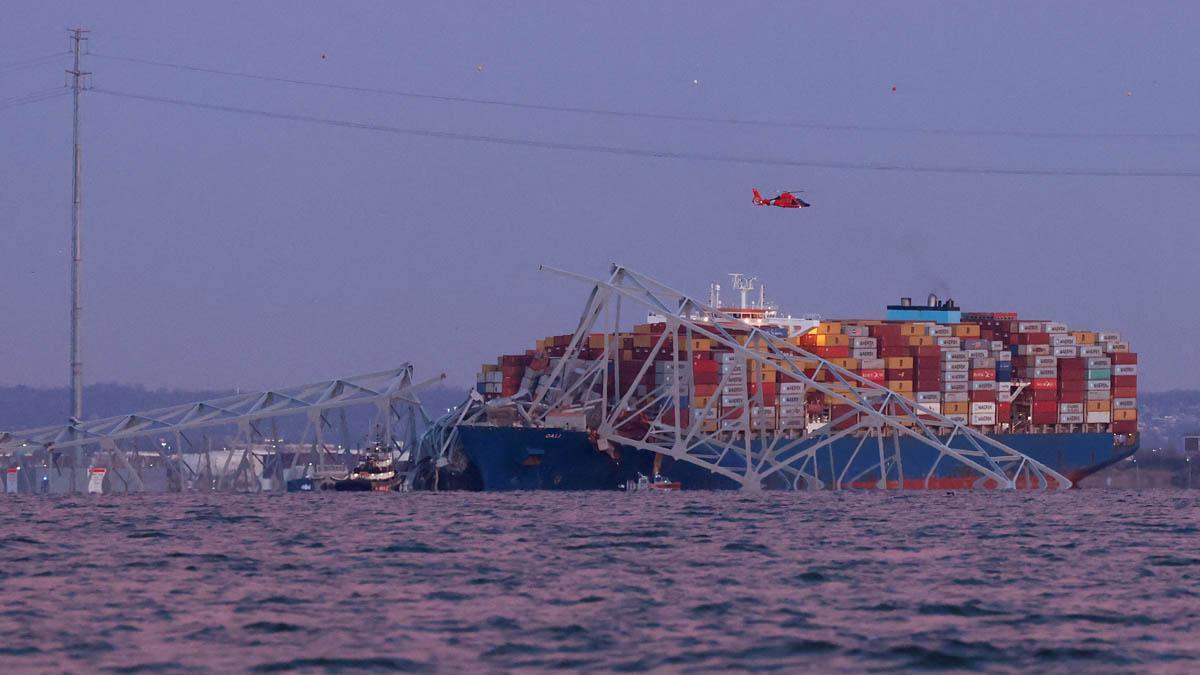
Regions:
[[519, 264, 1071, 491], [0, 365, 440, 453]]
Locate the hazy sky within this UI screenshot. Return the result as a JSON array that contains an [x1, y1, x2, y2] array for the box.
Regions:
[[2, 1, 1199, 399]]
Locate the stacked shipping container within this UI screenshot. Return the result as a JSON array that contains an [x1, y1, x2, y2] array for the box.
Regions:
[[476, 311, 1138, 437]]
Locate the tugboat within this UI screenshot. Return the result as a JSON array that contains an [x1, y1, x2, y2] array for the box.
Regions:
[[333, 445, 400, 492], [286, 443, 402, 492]]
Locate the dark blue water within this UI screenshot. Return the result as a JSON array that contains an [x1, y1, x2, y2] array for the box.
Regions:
[[1, 491, 1198, 672]]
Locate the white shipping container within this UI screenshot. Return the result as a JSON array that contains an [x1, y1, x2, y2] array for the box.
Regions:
[[946, 414, 969, 424], [943, 361, 969, 372], [1033, 367, 1058, 378], [918, 403, 942, 415], [944, 392, 970, 402], [916, 392, 942, 403], [1098, 332, 1121, 343], [1086, 390, 1111, 401], [991, 341, 1006, 352], [1059, 413, 1085, 424], [1086, 380, 1111, 391], [965, 349, 989, 359], [1017, 345, 1052, 356], [994, 351, 1012, 362], [778, 394, 805, 406], [1059, 402, 1084, 413], [971, 357, 997, 368], [937, 337, 962, 349], [778, 382, 805, 394], [851, 348, 877, 359], [970, 413, 997, 425], [927, 325, 952, 337], [1114, 364, 1137, 376], [969, 380, 997, 391], [1113, 397, 1137, 409], [851, 337, 877, 348], [1106, 341, 1130, 353], [1086, 357, 1112, 369], [942, 382, 969, 392], [1050, 334, 1076, 346], [1026, 356, 1057, 367], [778, 405, 806, 416], [1086, 411, 1111, 423], [1053, 346, 1078, 357], [971, 402, 997, 413], [1078, 346, 1104, 357], [942, 350, 970, 361], [720, 419, 745, 430], [1045, 322, 1069, 334], [842, 325, 870, 337], [1017, 322, 1043, 333], [944, 371, 969, 382]]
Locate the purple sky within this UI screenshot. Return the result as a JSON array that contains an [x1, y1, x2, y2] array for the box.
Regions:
[[2, 2, 1199, 396]]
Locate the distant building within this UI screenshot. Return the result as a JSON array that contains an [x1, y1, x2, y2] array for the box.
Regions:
[[1185, 435, 1200, 454]]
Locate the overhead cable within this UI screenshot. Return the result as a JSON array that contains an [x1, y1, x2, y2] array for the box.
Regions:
[[91, 87, 1200, 178]]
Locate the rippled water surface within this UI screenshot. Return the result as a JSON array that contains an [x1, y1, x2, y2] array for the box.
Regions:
[[2, 490, 1199, 672]]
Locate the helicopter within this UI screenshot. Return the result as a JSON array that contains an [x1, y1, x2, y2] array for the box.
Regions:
[[752, 188, 810, 209]]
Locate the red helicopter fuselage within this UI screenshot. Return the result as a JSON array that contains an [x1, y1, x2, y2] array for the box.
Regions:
[[752, 188, 810, 209]]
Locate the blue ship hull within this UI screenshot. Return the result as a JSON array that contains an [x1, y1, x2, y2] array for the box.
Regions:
[[454, 425, 1137, 491]]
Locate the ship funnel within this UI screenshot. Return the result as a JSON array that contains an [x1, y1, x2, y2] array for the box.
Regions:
[[927, 293, 939, 308]]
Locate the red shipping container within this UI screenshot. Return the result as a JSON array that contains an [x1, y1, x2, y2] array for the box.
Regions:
[[1112, 352, 1138, 365], [1113, 386, 1137, 398], [1032, 412, 1058, 424], [1033, 401, 1058, 413], [1031, 379, 1057, 390], [860, 369, 886, 381], [1058, 390, 1085, 403], [912, 346, 942, 358], [996, 402, 1012, 420], [1058, 379, 1086, 392], [970, 369, 996, 380], [969, 390, 998, 403], [813, 346, 850, 358], [1014, 332, 1051, 345], [878, 346, 912, 357], [1033, 388, 1058, 401], [886, 368, 914, 379], [1112, 375, 1137, 388], [694, 384, 718, 397], [1112, 420, 1137, 433]]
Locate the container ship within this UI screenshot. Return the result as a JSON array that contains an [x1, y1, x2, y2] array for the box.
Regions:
[[434, 270, 1138, 491]]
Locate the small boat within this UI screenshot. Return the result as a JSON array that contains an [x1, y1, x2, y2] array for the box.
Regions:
[[623, 472, 681, 492], [332, 449, 399, 492], [286, 444, 401, 492]]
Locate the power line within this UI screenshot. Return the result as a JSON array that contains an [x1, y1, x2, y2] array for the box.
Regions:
[[0, 87, 69, 112], [91, 86, 1200, 178], [0, 51, 70, 73], [91, 51, 1200, 141]]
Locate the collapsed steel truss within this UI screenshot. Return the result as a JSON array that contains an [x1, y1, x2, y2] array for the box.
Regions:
[[444, 264, 1071, 491], [0, 365, 439, 493]]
